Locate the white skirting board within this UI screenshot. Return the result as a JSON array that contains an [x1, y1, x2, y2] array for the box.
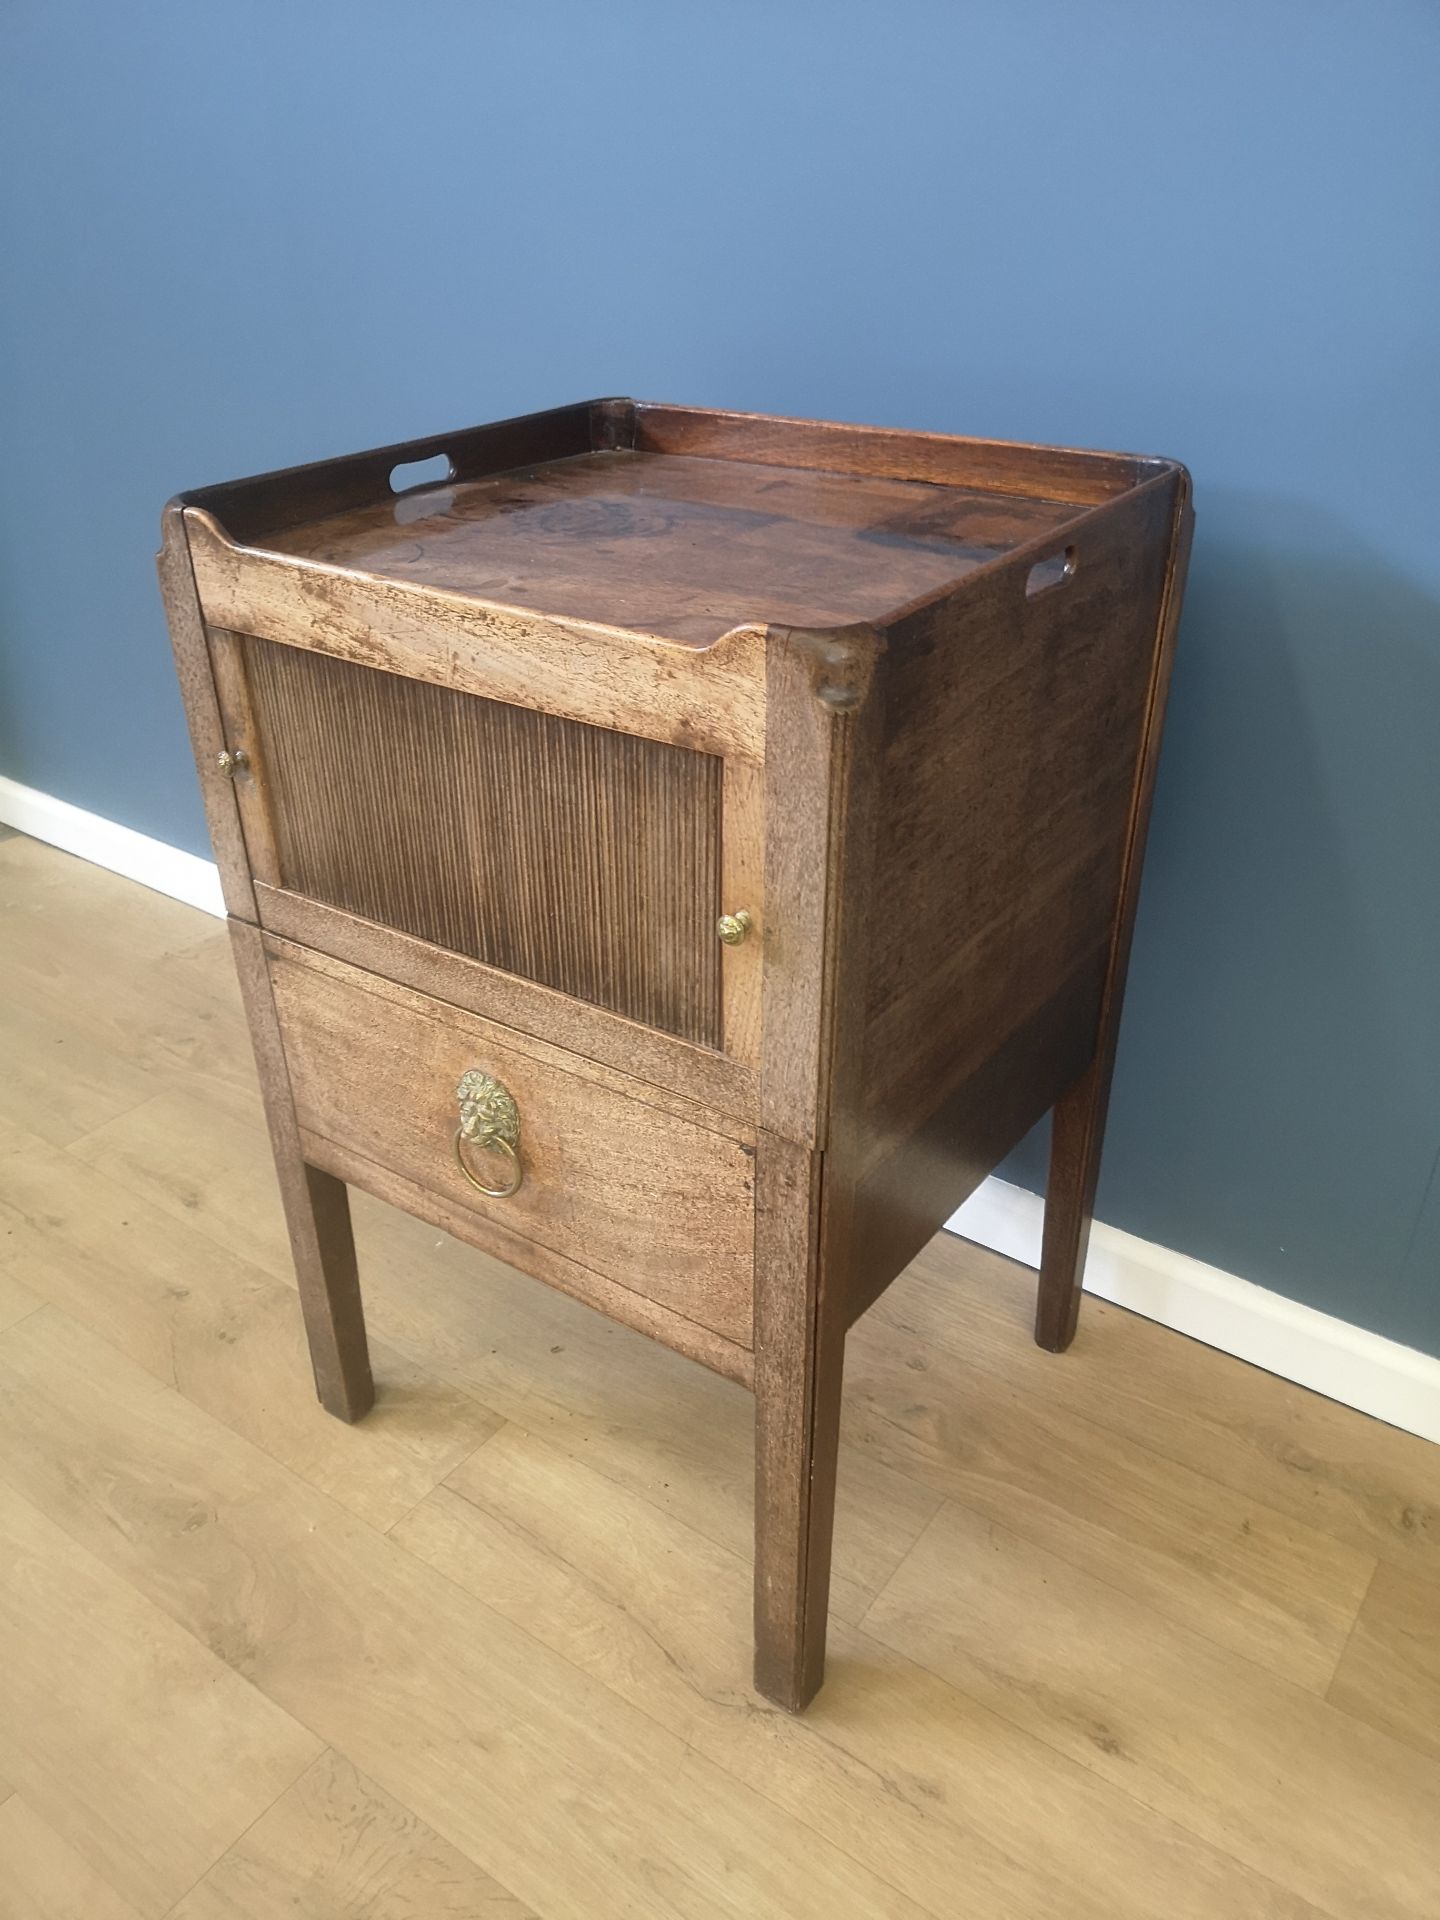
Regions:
[[0, 774, 225, 918], [949, 1178, 1440, 1446], [3, 774, 1436, 1446]]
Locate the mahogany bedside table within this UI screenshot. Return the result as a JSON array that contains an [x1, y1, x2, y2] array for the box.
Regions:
[[159, 399, 1192, 1711]]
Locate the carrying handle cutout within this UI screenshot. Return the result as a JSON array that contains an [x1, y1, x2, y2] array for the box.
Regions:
[[1026, 545, 1078, 596], [389, 453, 453, 493]]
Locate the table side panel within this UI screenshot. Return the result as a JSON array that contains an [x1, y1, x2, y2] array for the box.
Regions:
[[843, 474, 1188, 1305], [846, 953, 1107, 1323]]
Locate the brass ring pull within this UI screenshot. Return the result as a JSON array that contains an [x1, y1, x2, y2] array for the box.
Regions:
[[454, 1127, 522, 1197], [454, 1069, 523, 1198]]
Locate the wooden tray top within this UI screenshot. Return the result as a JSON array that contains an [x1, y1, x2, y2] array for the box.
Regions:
[[258, 447, 1092, 648]]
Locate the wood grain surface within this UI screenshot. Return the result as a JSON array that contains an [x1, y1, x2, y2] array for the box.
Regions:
[[0, 1795, 148, 1920], [266, 941, 756, 1349], [161, 400, 1198, 1715], [253, 882, 756, 1117], [156, 505, 257, 920], [833, 472, 1189, 1331], [258, 448, 1088, 643], [3, 836, 1439, 1918], [631, 401, 1164, 506], [1036, 475, 1194, 1348], [168, 1750, 535, 1919], [0, 1468, 320, 1917], [183, 504, 771, 760], [298, 1132, 757, 1388], [1327, 1561, 1440, 1764], [244, 633, 725, 1048], [229, 918, 374, 1423], [859, 479, 1179, 1151]]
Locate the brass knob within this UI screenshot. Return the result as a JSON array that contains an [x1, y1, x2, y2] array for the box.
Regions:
[[215, 748, 249, 778], [454, 1069, 523, 1198], [717, 909, 753, 947]]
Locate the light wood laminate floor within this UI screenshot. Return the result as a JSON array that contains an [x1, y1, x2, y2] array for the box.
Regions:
[[0, 831, 1437, 1919]]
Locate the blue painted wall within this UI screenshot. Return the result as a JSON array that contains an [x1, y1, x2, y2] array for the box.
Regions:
[[2, 2, 1436, 1352]]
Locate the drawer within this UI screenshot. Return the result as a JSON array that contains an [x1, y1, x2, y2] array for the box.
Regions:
[[265, 939, 755, 1350]]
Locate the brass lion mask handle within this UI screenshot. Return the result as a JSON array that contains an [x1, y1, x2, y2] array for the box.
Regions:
[[454, 1069, 523, 1198]]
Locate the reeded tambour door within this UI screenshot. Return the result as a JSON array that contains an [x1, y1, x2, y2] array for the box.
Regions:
[[236, 635, 727, 1049]]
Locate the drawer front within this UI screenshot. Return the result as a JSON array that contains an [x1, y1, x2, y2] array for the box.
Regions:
[[244, 635, 724, 1046], [267, 942, 755, 1348]]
